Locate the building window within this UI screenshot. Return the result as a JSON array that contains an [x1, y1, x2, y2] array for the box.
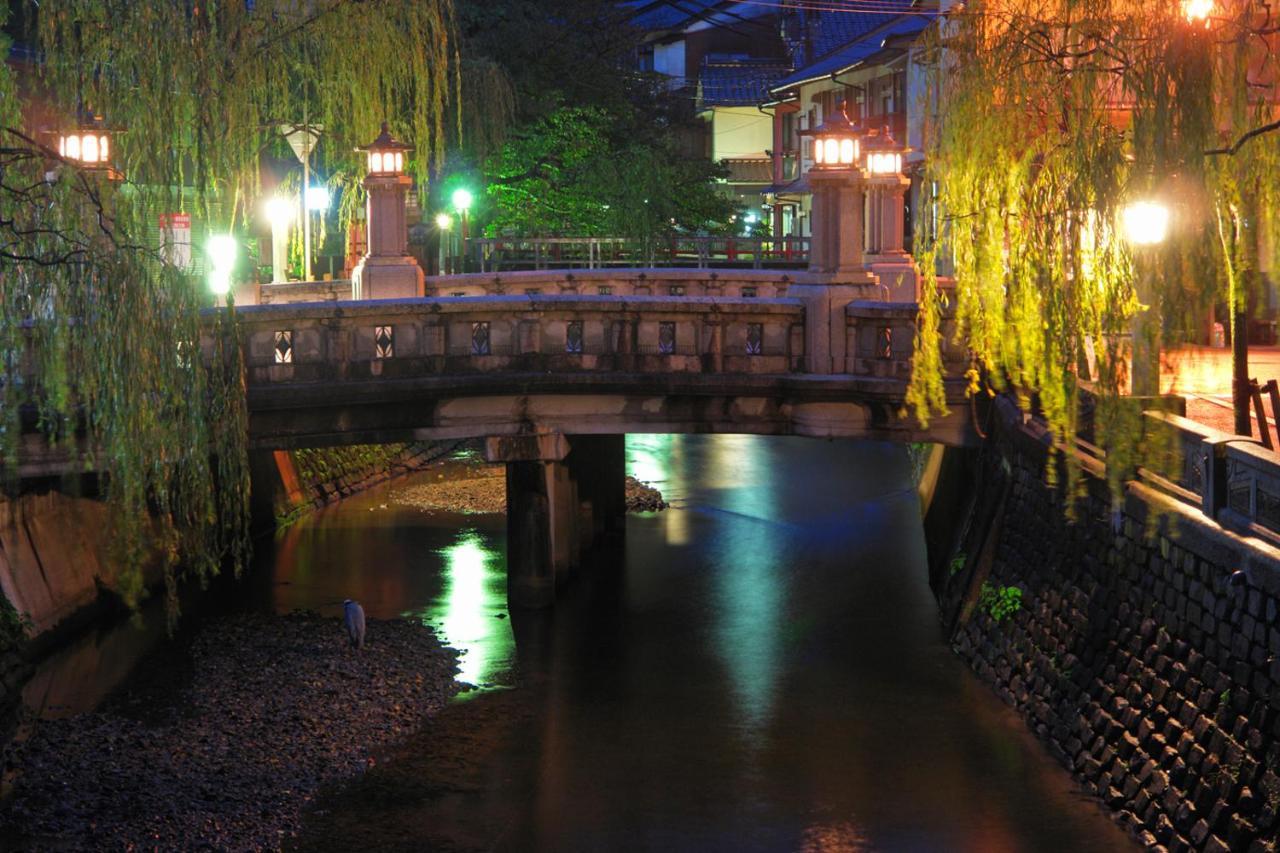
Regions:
[[742, 286, 757, 298], [472, 322, 491, 355], [274, 330, 293, 364], [746, 324, 763, 355], [451, 291, 465, 297], [374, 325, 394, 359], [878, 326, 893, 360], [658, 322, 676, 355], [669, 285, 685, 296], [599, 285, 612, 296], [566, 321, 584, 354]]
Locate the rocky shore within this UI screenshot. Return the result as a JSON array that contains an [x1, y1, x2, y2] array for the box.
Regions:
[[1, 613, 459, 851], [394, 466, 667, 514]]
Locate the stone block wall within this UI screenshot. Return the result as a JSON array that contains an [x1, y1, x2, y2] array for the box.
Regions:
[[942, 403, 1280, 853]]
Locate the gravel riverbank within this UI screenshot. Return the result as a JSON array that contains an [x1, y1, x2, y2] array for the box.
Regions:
[[394, 466, 667, 514], [1, 613, 459, 851]]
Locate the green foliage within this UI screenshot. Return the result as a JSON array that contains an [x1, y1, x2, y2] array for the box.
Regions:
[[0, 1, 458, 622], [0, 596, 31, 653], [483, 105, 737, 241], [910, 1, 1276, 499], [978, 581, 1023, 624], [292, 445, 410, 489], [949, 552, 967, 577]]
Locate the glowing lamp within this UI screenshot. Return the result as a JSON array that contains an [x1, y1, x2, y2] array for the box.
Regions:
[[264, 196, 292, 228], [802, 108, 862, 169], [206, 234, 238, 295], [452, 187, 474, 212], [1121, 201, 1170, 246], [861, 126, 906, 178], [357, 122, 411, 176], [56, 128, 112, 168], [435, 213, 453, 230], [1181, 0, 1213, 24], [305, 185, 331, 211]]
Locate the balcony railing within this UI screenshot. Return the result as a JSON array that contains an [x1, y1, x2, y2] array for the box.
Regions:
[[473, 236, 811, 272]]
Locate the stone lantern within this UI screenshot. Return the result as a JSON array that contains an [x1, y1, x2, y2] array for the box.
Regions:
[[861, 126, 917, 301], [790, 108, 881, 374], [50, 112, 121, 181], [351, 123, 424, 300]]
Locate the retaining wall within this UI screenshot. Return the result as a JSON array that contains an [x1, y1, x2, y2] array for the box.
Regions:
[[939, 400, 1280, 852]]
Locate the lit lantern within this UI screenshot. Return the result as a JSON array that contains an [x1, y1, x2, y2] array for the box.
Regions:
[[56, 128, 112, 168], [861, 126, 905, 178], [357, 122, 411, 176], [1181, 0, 1213, 25], [802, 107, 863, 170]]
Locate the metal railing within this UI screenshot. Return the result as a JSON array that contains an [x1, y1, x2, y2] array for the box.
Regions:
[[473, 236, 811, 272]]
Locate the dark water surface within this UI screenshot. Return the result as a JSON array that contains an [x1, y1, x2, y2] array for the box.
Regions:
[[24, 436, 1135, 851]]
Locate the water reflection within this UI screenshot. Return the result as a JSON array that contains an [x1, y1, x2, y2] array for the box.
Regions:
[[420, 530, 512, 688]]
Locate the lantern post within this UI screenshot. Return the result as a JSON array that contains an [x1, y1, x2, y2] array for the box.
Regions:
[[861, 126, 917, 301], [351, 123, 425, 299], [789, 108, 881, 374]]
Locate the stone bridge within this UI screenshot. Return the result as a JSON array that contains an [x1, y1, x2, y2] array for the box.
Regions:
[[210, 268, 971, 607], [230, 269, 972, 449]]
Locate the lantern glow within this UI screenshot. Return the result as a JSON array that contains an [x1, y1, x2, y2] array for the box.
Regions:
[[1120, 201, 1170, 246], [802, 108, 862, 170], [357, 122, 412, 177]]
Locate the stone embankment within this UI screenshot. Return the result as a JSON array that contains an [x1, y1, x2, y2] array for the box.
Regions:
[[395, 466, 666, 515], [938, 401, 1280, 853], [1, 613, 459, 851]]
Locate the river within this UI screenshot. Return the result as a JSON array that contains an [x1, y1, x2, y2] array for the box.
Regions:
[[20, 435, 1134, 851]]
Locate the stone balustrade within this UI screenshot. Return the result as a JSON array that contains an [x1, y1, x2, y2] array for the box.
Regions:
[[420, 268, 802, 301], [227, 295, 807, 384]]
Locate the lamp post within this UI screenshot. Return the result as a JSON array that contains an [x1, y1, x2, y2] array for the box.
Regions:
[[799, 109, 865, 275], [264, 196, 293, 284], [1120, 200, 1170, 397], [791, 107, 880, 375], [435, 212, 452, 275], [206, 234, 238, 297], [351, 123, 424, 299], [860, 126, 916, 301], [452, 187, 473, 272], [279, 122, 323, 281]]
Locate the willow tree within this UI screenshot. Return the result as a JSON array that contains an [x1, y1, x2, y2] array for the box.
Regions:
[[909, 0, 1280, 496], [0, 1, 456, 617]]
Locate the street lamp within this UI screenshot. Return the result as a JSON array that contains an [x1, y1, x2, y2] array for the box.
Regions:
[[1120, 198, 1170, 397], [206, 234, 238, 296], [452, 187, 474, 271], [264, 196, 293, 283], [435, 213, 452, 274], [1181, 0, 1213, 25], [1120, 201, 1170, 246]]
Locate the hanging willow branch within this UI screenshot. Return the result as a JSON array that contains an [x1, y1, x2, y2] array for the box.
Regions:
[[0, 0, 458, 621], [911, 0, 1279, 501]]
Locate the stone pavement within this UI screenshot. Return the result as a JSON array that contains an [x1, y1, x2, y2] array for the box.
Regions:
[[1161, 345, 1280, 439]]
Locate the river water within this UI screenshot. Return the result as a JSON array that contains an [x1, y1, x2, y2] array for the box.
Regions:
[[21, 435, 1134, 851]]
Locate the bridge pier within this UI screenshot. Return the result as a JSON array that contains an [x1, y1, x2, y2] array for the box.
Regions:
[[487, 433, 627, 609]]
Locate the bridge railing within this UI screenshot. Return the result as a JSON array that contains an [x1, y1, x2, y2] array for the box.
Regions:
[[424, 268, 797, 301], [473, 236, 811, 272], [219, 295, 810, 384]]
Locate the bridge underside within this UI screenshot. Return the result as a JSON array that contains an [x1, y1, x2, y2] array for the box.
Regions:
[[246, 373, 977, 450]]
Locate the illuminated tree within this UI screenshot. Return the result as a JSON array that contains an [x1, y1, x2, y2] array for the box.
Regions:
[[0, 1, 456, 617], [911, 0, 1280, 493]]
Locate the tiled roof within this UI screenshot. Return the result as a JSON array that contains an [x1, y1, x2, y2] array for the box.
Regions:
[[771, 13, 933, 92], [624, 0, 725, 32], [722, 158, 774, 184], [699, 56, 793, 107]]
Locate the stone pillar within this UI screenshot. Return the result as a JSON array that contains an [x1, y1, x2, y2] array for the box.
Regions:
[[794, 167, 880, 374], [566, 434, 627, 545], [486, 433, 571, 609], [351, 172, 425, 300], [866, 176, 918, 302], [505, 461, 555, 608]]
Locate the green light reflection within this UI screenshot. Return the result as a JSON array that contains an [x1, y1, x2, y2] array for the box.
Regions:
[[710, 435, 784, 734], [420, 530, 513, 688]]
